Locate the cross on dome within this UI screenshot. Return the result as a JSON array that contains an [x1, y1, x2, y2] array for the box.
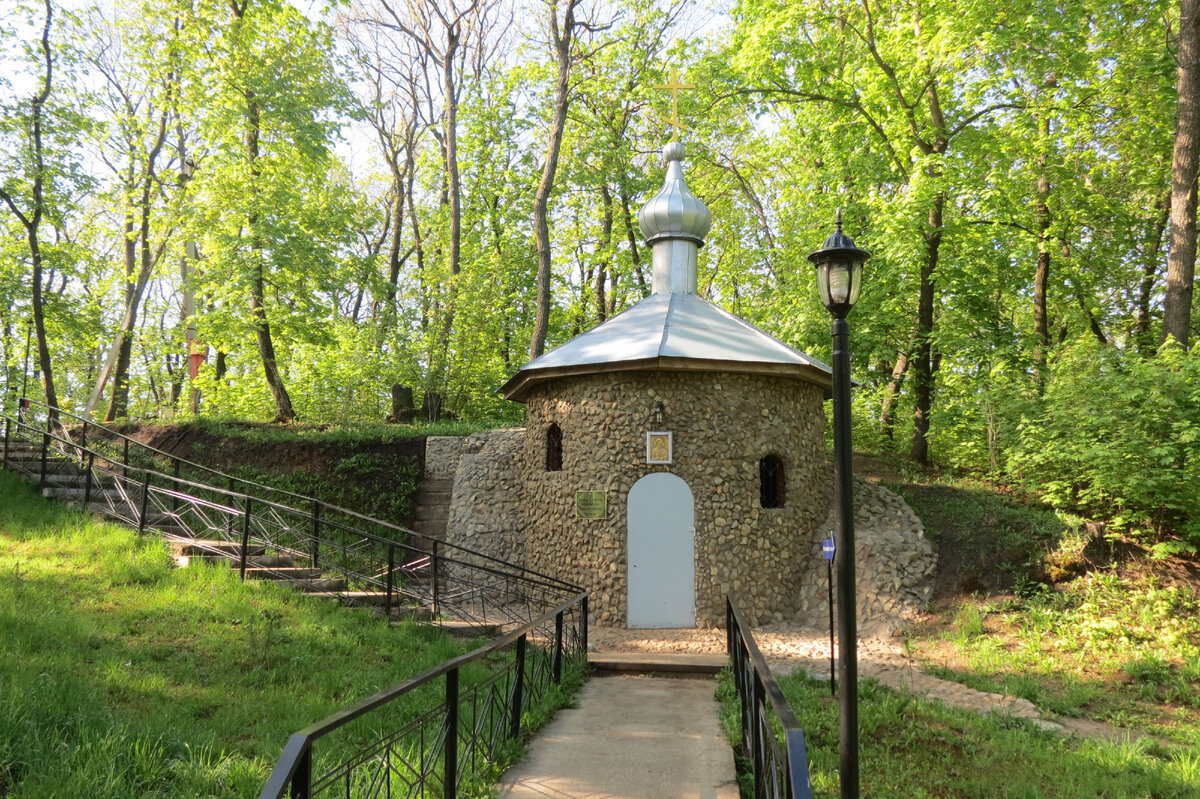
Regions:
[[654, 66, 694, 142]]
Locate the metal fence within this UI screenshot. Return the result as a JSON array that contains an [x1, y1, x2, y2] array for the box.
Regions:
[[1, 400, 581, 631], [727, 596, 814, 799], [259, 593, 588, 799]]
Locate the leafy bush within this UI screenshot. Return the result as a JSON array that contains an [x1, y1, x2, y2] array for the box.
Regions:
[[1008, 342, 1200, 553]]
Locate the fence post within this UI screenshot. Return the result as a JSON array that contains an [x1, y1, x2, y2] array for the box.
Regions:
[[171, 459, 181, 514], [80, 421, 87, 462], [310, 502, 321, 569], [553, 610, 564, 683], [510, 634, 527, 740], [240, 498, 253, 581], [431, 540, 440, 619], [123, 437, 129, 469], [138, 469, 151, 535], [581, 595, 589, 655], [445, 667, 459, 799], [385, 544, 395, 618], [39, 432, 49, 490], [84, 452, 94, 506], [752, 671, 766, 799], [291, 746, 313, 799]]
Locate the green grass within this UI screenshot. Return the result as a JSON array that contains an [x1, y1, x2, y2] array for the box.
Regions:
[[184, 415, 502, 443], [907, 573, 1200, 743], [717, 670, 1200, 798], [0, 470, 481, 797]]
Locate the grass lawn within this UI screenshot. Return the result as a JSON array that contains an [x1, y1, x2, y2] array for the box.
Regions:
[[0, 470, 478, 797], [890, 473, 1200, 749], [718, 670, 1200, 798]]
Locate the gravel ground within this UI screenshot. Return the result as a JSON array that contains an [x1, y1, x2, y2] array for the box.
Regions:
[[588, 624, 1078, 734]]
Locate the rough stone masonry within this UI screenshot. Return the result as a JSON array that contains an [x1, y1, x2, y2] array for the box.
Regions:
[[430, 415, 934, 632]]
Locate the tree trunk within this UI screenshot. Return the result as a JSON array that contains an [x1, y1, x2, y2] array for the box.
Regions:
[[596, 184, 613, 323], [619, 190, 647, 297], [1165, 0, 1200, 349], [529, 0, 580, 359], [910, 193, 942, 466], [1032, 118, 1051, 394], [1137, 196, 1171, 354], [880, 347, 909, 443]]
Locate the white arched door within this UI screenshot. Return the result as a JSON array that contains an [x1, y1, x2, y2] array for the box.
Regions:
[[627, 473, 695, 628]]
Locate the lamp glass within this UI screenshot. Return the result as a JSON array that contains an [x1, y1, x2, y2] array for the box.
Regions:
[[815, 257, 863, 314]]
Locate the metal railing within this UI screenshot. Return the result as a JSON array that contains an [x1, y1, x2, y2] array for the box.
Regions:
[[727, 596, 814, 799], [260, 592, 588, 799], [1, 401, 582, 630]]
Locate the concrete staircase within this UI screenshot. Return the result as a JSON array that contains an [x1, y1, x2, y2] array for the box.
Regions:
[[1, 438, 407, 613], [411, 478, 453, 548]]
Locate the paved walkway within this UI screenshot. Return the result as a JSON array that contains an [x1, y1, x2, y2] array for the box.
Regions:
[[496, 674, 739, 799]]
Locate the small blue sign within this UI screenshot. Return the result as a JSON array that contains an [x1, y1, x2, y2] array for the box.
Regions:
[[822, 537, 836, 560]]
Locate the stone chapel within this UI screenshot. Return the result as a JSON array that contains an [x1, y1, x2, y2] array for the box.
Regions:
[[434, 140, 847, 628]]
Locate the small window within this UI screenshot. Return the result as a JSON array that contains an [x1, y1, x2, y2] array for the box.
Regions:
[[760, 454, 785, 508], [546, 423, 563, 472]]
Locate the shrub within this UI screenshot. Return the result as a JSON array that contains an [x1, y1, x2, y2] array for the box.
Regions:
[[1007, 342, 1200, 553]]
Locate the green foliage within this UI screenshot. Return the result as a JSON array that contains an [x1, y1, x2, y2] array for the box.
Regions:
[[716, 668, 1200, 797], [917, 570, 1200, 732], [1008, 342, 1200, 549], [0, 470, 473, 797]]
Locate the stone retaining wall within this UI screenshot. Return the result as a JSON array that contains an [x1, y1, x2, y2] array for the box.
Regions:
[[802, 477, 936, 635], [443, 430, 527, 565], [424, 436, 464, 480], [434, 425, 935, 632]]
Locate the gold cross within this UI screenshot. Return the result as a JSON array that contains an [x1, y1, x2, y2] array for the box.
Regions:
[[654, 66, 694, 141]]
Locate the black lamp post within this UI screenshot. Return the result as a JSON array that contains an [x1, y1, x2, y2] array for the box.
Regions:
[[809, 208, 869, 799]]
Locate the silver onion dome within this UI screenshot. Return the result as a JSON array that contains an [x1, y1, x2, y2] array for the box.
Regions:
[[638, 142, 712, 295], [638, 141, 712, 246]]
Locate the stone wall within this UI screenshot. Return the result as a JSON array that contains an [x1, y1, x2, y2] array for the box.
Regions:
[[435, 424, 936, 633], [442, 430, 527, 565], [521, 370, 830, 628], [424, 436, 465, 480], [802, 477, 936, 635]]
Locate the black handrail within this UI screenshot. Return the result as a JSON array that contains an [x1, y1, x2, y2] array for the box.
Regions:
[[2, 406, 581, 628], [727, 595, 814, 799], [259, 591, 589, 799], [6, 397, 579, 593]]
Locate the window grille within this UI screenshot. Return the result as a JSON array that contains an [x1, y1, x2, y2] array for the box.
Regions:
[[546, 423, 563, 472], [760, 454, 785, 508]]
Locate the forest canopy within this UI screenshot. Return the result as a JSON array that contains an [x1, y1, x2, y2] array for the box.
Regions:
[[1, 0, 1197, 551]]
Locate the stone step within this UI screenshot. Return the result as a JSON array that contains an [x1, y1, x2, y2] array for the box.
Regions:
[[44, 486, 124, 501], [304, 589, 400, 607], [413, 506, 448, 522], [415, 489, 452, 505], [26, 473, 117, 488], [429, 619, 506, 637], [170, 538, 267, 558], [244, 566, 325, 581], [412, 519, 447, 537], [416, 479, 454, 494], [587, 652, 727, 676], [7, 457, 86, 476]]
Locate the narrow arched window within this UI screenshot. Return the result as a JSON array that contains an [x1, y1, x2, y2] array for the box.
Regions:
[[546, 423, 563, 472], [760, 454, 785, 508]]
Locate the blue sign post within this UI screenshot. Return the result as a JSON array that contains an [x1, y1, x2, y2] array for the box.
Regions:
[[823, 537, 836, 695]]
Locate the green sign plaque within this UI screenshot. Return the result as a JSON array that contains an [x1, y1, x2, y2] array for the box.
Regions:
[[575, 490, 607, 519]]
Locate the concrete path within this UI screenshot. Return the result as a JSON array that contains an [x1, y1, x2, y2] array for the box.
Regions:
[[496, 674, 740, 799]]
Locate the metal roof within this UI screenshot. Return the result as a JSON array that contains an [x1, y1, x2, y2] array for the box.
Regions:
[[500, 292, 832, 401]]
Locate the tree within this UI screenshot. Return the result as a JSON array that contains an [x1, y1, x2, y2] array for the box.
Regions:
[[529, 0, 587, 359], [182, 0, 354, 422], [0, 1, 69, 420], [1165, 0, 1200, 348], [81, 4, 180, 420]]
